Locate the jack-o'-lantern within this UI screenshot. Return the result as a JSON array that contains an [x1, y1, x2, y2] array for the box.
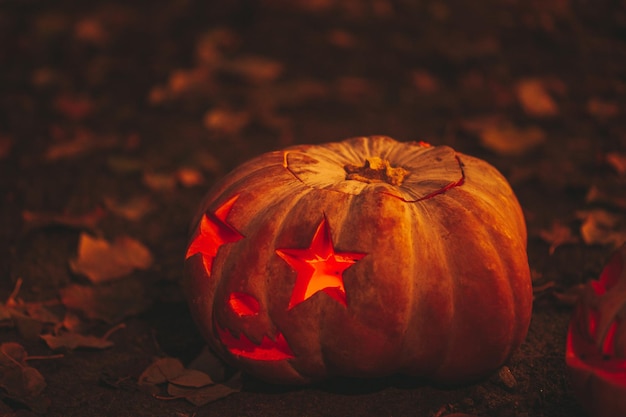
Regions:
[[566, 243, 626, 417], [184, 136, 532, 385]]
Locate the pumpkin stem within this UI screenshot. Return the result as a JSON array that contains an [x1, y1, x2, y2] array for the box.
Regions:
[[344, 157, 409, 186]]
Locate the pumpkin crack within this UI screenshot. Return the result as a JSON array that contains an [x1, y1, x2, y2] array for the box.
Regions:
[[383, 155, 466, 203]]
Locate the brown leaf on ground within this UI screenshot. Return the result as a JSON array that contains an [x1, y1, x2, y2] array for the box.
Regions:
[[537, 221, 580, 255], [59, 280, 151, 323], [515, 78, 559, 117], [552, 283, 587, 306], [176, 168, 205, 187], [1, 279, 62, 338], [103, 196, 154, 221], [166, 374, 241, 406], [327, 29, 357, 48], [0, 343, 49, 413], [586, 184, 626, 210], [465, 118, 546, 156], [142, 171, 178, 192], [41, 323, 124, 350], [53, 94, 94, 121], [22, 206, 106, 232], [169, 369, 214, 388], [140, 353, 240, 406], [203, 108, 250, 135], [0, 342, 28, 365], [139, 357, 186, 387], [606, 152, 626, 175], [45, 128, 118, 161], [195, 27, 239, 66], [187, 346, 228, 383], [587, 98, 619, 119], [411, 69, 440, 93], [69, 233, 153, 283], [74, 17, 109, 45], [0, 304, 12, 323], [220, 55, 283, 84], [577, 209, 626, 249]]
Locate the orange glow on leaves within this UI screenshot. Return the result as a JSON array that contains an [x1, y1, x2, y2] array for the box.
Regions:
[[215, 322, 294, 361], [186, 195, 244, 275], [566, 244, 626, 386], [276, 216, 365, 309], [228, 292, 260, 317]]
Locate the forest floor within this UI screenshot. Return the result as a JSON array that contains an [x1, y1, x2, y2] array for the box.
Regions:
[[1, 1, 626, 416]]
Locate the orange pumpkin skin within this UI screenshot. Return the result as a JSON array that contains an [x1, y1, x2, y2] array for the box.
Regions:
[[184, 136, 532, 385]]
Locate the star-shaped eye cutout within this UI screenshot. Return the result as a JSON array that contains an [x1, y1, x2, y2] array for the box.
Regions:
[[276, 216, 366, 309], [186, 195, 244, 276]]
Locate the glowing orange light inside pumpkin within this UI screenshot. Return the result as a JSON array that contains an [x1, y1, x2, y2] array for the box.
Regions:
[[228, 291, 260, 317], [215, 321, 294, 361], [566, 243, 626, 399], [185, 194, 244, 275], [276, 216, 366, 309]]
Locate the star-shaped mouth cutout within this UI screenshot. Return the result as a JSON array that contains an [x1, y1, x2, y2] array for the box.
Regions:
[[185, 195, 244, 276], [276, 216, 366, 309]]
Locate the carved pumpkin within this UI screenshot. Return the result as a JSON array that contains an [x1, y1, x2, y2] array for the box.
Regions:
[[184, 135, 532, 385], [566, 244, 626, 417]]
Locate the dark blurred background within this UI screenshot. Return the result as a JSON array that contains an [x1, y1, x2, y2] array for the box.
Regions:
[[1, 1, 625, 416]]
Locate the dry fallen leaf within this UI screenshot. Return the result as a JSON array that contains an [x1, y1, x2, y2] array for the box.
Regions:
[[551, 283, 587, 306], [41, 333, 112, 350], [139, 353, 240, 406], [103, 195, 154, 221], [606, 152, 626, 176], [22, 206, 106, 232], [578, 209, 626, 249], [41, 324, 124, 350], [187, 345, 228, 383], [479, 122, 546, 156], [203, 108, 250, 135], [1, 279, 62, 339], [59, 280, 151, 323], [411, 69, 439, 93], [69, 233, 153, 283], [166, 374, 241, 406], [220, 55, 283, 84], [169, 368, 215, 388], [74, 17, 109, 45], [139, 357, 186, 387], [142, 171, 178, 192], [0, 343, 49, 413], [53, 94, 94, 121], [586, 184, 626, 210], [327, 29, 357, 48], [515, 78, 559, 117], [45, 128, 119, 161], [587, 98, 619, 119], [538, 221, 580, 255], [176, 168, 205, 187]]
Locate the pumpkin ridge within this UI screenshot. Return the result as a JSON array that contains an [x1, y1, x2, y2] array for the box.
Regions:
[[430, 191, 523, 380], [212, 187, 312, 365], [267, 186, 353, 377]]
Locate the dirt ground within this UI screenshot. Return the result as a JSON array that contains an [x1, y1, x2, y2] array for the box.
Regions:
[[1, 1, 626, 416]]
